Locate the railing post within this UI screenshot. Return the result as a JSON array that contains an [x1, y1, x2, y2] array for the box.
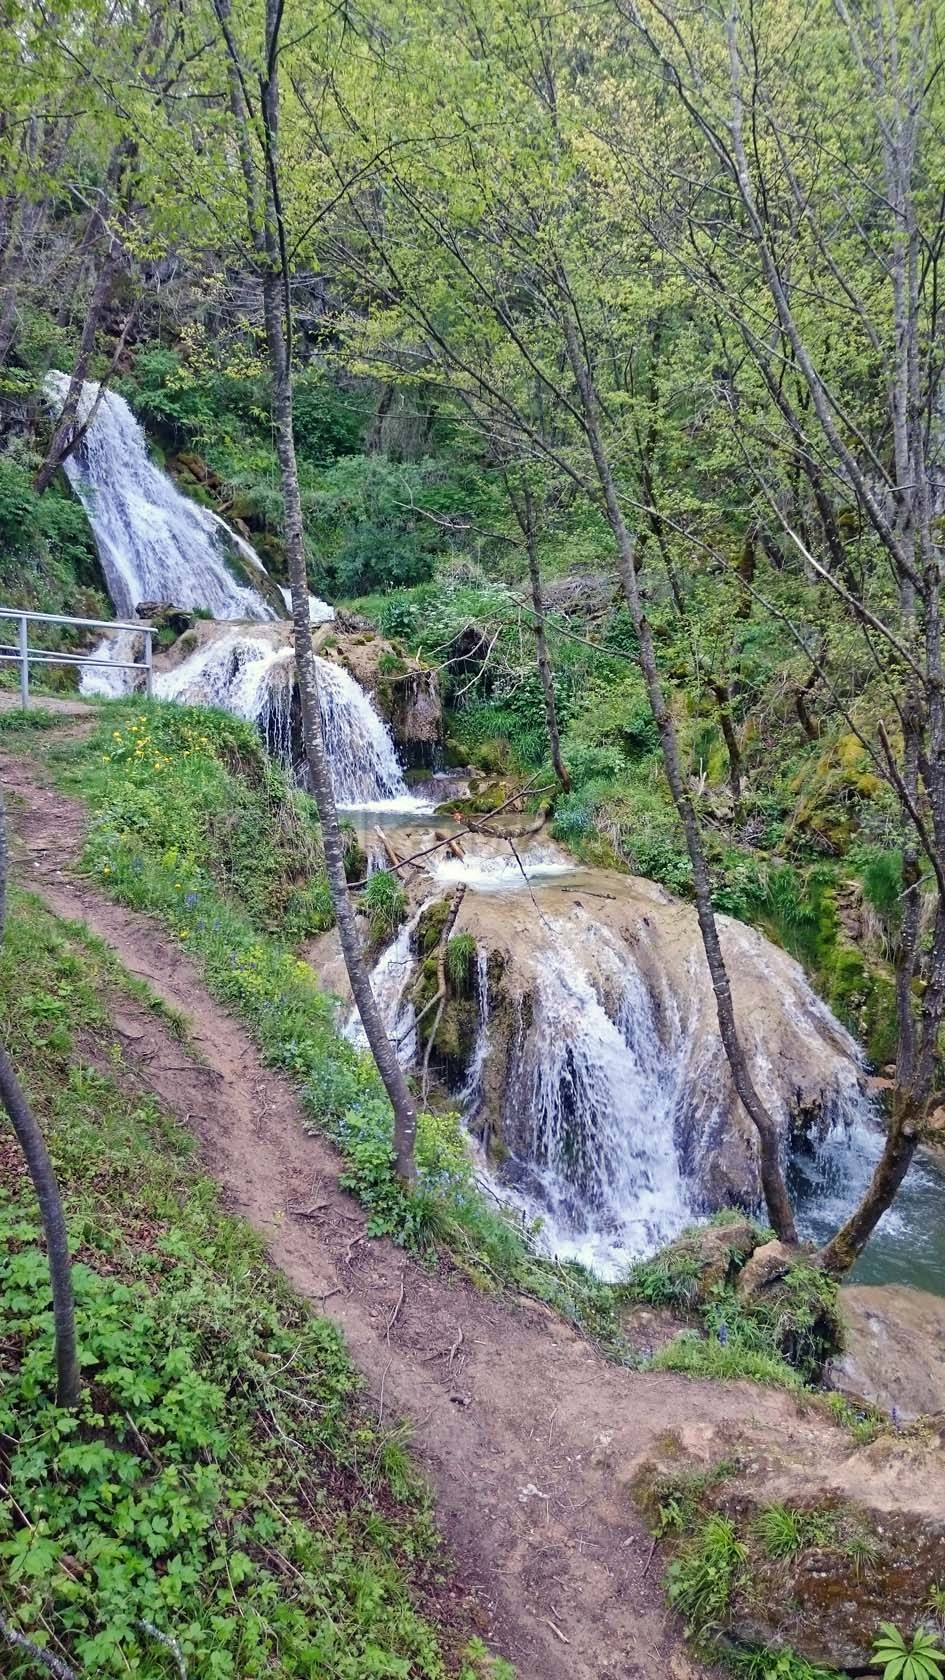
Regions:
[[144, 628, 153, 699], [18, 614, 28, 709]]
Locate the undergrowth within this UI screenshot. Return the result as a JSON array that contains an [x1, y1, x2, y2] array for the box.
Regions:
[[0, 892, 512, 1679]]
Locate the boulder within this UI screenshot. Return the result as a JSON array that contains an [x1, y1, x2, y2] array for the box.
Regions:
[[827, 1284, 945, 1421], [736, 1239, 798, 1299], [655, 1219, 760, 1306], [136, 601, 195, 637]]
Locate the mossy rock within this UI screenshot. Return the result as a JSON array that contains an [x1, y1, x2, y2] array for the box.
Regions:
[[416, 897, 452, 955]]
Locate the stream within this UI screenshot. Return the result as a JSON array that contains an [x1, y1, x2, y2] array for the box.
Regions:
[[48, 371, 945, 1297]]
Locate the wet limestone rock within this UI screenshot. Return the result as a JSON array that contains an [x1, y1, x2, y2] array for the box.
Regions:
[[827, 1284, 945, 1421]]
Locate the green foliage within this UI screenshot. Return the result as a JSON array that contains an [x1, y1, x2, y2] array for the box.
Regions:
[[0, 706, 66, 732], [0, 896, 494, 1679], [445, 932, 477, 989], [0, 453, 105, 620], [360, 869, 408, 943], [649, 1330, 802, 1390], [62, 701, 333, 939], [730, 1649, 840, 1680], [624, 1250, 705, 1309], [872, 1625, 945, 1680], [753, 1505, 837, 1560], [666, 1514, 747, 1637]]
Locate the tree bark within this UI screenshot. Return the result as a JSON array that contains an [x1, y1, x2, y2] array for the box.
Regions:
[[33, 238, 120, 495], [0, 795, 80, 1408], [251, 14, 420, 1184], [559, 303, 798, 1242], [515, 480, 570, 792], [710, 679, 744, 824]]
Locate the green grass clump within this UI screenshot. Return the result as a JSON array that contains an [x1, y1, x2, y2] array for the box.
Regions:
[[0, 894, 510, 1679], [649, 1330, 803, 1390], [361, 868, 408, 942], [0, 705, 70, 732]]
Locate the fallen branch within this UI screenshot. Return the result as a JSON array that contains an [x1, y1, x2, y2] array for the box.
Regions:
[[0, 1618, 81, 1680], [136, 1621, 188, 1680], [347, 775, 555, 885]]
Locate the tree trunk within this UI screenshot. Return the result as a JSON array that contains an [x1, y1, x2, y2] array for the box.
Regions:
[[259, 295, 420, 1177], [33, 240, 119, 495], [559, 304, 798, 1242], [816, 1089, 920, 1276], [710, 680, 744, 825], [520, 482, 570, 792], [0, 796, 80, 1407]]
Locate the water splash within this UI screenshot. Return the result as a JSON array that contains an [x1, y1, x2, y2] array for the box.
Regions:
[[44, 371, 277, 622], [344, 903, 430, 1064], [317, 658, 410, 805], [280, 587, 336, 624], [493, 919, 693, 1276], [80, 628, 146, 697]]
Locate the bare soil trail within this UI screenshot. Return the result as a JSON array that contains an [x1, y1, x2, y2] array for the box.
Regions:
[[2, 741, 886, 1680]]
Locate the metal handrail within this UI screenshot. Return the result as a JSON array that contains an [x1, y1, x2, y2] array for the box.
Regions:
[[0, 606, 154, 705]]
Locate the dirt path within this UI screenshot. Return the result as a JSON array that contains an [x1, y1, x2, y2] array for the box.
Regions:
[[2, 745, 867, 1680]]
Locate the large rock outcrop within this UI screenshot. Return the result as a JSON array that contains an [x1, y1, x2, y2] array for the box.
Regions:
[[635, 1416, 945, 1673]]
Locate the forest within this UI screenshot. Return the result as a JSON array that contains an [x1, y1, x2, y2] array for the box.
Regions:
[[2, 0, 945, 1676]]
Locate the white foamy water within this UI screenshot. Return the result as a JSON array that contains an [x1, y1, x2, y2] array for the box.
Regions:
[[280, 587, 336, 624], [154, 629, 418, 805], [344, 903, 430, 1063], [430, 850, 574, 890], [45, 372, 277, 624]]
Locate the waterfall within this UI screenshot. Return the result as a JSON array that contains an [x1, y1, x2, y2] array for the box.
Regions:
[[316, 658, 411, 806], [154, 628, 414, 805], [43, 372, 421, 807], [44, 371, 277, 622], [493, 919, 694, 1275], [344, 905, 428, 1062]]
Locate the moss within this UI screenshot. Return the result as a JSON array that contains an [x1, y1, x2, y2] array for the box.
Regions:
[[417, 896, 452, 954]]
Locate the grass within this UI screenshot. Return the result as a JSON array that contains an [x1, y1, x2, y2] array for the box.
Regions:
[[0, 890, 513, 1679], [0, 705, 71, 732]]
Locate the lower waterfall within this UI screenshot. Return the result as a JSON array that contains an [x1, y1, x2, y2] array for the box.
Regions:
[[351, 853, 883, 1279], [154, 627, 415, 805]]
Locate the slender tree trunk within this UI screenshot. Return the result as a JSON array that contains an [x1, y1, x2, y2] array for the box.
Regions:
[[0, 796, 80, 1407], [710, 680, 744, 824], [33, 240, 120, 495], [518, 482, 570, 792], [253, 15, 421, 1187], [559, 304, 798, 1242]]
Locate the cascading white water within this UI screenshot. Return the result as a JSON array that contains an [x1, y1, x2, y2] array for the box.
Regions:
[[343, 903, 428, 1063], [355, 850, 891, 1279], [44, 372, 277, 623], [495, 917, 695, 1275], [317, 658, 412, 805], [155, 627, 417, 805]]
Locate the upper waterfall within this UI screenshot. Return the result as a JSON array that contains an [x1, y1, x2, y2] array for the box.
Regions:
[[44, 371, 279, 622]]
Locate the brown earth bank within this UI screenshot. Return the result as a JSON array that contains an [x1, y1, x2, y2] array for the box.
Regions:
[[3, 738, 944, 1679]]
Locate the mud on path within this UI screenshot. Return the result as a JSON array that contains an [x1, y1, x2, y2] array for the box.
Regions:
[[2, 743, 874, 1680]]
